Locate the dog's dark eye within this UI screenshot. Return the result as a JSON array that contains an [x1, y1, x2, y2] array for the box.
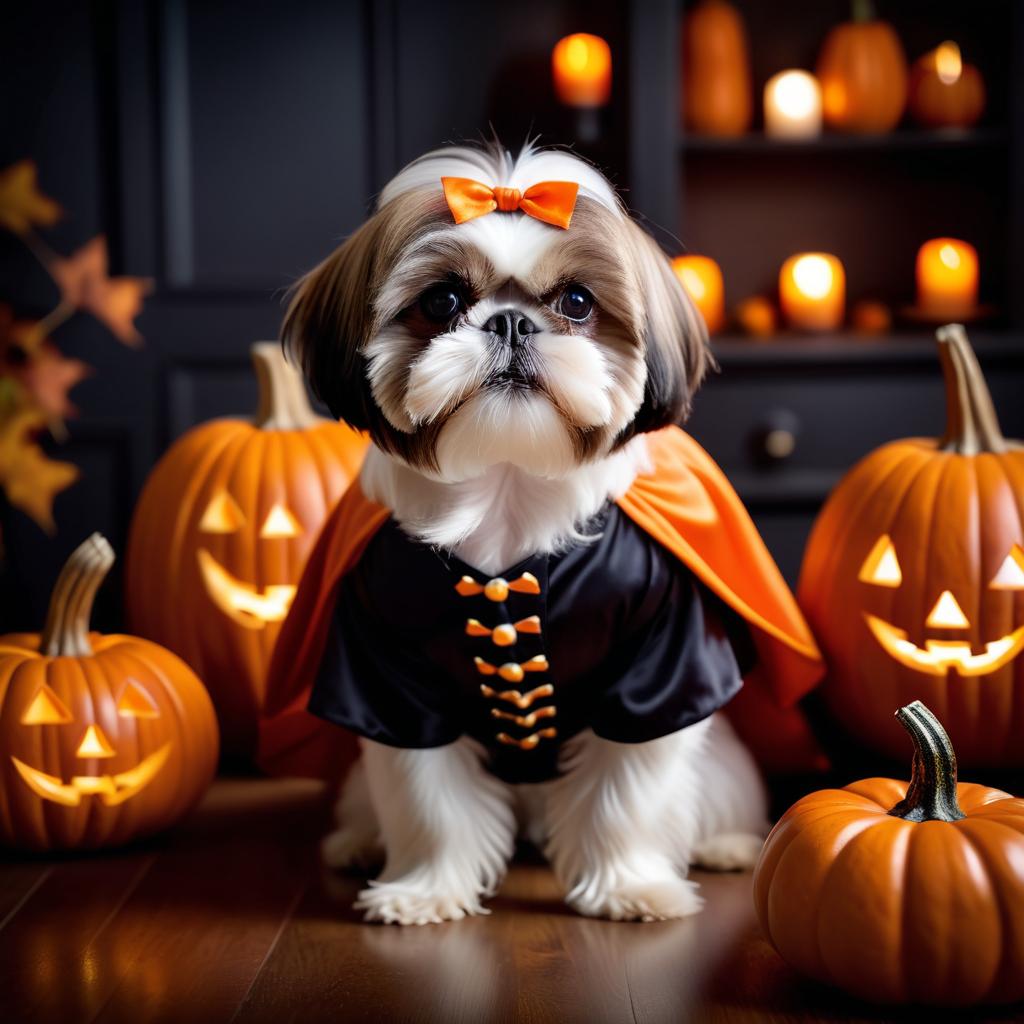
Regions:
[[558, 285, 594, 322], [419, 285, 464, 323]]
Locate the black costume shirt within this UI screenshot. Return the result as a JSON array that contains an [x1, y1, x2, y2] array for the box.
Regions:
[[308, 504, 754, 784]]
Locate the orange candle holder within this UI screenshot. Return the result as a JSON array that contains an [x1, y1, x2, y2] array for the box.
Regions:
[[915, 237, 978, 319], [672, 255, 725, 333], [779, 253, 845, 330], [552, 34, 612, 108]]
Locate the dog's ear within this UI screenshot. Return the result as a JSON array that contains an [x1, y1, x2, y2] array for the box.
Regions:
[[623, 221, 710, 436], [281, 215, 390, 429]]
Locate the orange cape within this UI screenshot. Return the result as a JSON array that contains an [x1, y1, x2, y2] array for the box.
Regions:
[[259, 426, 827, 778]]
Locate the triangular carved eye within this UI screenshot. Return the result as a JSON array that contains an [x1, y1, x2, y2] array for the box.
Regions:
[[926, 590, 970, 629], [858, 535, 902, 588], [116, 680, 160, 719], [990, 544, 1024, 591], [200, 492, 246, 533], [259, 503, 301, 539], [21, 684, 74, 725]]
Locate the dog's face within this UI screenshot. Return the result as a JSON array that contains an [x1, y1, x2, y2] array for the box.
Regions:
[[284, 145, 708, 481]]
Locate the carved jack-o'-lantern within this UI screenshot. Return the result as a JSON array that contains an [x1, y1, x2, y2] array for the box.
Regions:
[[799, 326, 1024, 766], [125, 343, 366, 758], [0, 535, 218, 850]]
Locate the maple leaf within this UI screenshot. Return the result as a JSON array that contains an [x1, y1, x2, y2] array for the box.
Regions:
[[0, 312, 89, 420], [49, 236, 152, 344], [18, 343, 90, 420], [0, 408, 78, 532], [0, 161, 62, 235]]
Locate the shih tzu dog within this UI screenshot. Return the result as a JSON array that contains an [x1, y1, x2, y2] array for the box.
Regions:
[[275, 140, 776, 925]]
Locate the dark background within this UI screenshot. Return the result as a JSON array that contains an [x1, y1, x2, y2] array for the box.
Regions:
[[2, 0, 1023, 632]]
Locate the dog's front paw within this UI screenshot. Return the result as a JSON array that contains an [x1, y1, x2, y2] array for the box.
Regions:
[[355, 880, 489, 925], [570, 875, 704, 922], [691, 831, 765, 872], [321, 826, 384, 871]]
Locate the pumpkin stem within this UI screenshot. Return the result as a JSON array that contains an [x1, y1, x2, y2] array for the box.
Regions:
[[40, 533, 115, 658], [251, 341, 323, 430], [851, 0, 876, 23], [936, 324, 1007, 455], [888, 701, 966, 823]]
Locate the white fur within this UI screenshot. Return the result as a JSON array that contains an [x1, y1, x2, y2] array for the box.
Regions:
[[326, 717, 767, 924], [353, 738, 516, 925], [531, 329, 613, 428], [359, 435, 650, 574]]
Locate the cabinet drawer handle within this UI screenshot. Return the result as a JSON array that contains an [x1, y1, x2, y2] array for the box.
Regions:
[[764, 428, 796, 460], [752, 409, 800, 464]]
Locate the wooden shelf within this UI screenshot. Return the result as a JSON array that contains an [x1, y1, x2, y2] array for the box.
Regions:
[[709, 330, 1024, 367], [681, 127, 1008, 156]]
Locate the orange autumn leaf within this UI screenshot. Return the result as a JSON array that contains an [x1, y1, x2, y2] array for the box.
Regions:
[[1, 314, 90, 420], [18, 343, 90, 420], [0, 161, 61, 236], [49, 236, 152, 344], [0, 408, 78, 532]]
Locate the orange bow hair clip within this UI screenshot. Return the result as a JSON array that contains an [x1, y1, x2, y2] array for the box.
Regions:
[[441, 177, 579, 229]]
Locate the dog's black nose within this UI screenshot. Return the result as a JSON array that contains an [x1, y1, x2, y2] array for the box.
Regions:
[[484, 309, 538, 346]]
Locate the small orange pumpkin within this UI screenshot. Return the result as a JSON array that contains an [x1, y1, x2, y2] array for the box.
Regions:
[[755, 701, 1024, 1005], [734, 296, 777, 337], [798, 325, 1024, 767], [908, 41, 985, 129], [0, 534, 218, 850], [850, 299, 892, 334], [681, 0, 753, 137], [816, 0, 908, 133], [126, 343, 366, 759]]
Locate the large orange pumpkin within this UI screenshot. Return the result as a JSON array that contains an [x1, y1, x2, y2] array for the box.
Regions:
[[816, 0, 908, 133], [908, 42, 985, 130], [126, 343, 366, 759], [681, 0, 752, 137], [0, 534, 218, 850], [798, 325, 1024, 767], [754, 701, 1024, 1006]]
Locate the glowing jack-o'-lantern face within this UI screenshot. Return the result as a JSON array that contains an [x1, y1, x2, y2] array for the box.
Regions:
[[0, 533, 219, 850], [859, 536, 1024, 677], [798, 326, 1024, 768], [11, 681, 171, 807], [196, 491, 301, 630], [125, 342, 368, 760]]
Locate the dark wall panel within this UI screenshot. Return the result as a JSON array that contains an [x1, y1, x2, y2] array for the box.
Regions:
[[163, 0, 372, 291]]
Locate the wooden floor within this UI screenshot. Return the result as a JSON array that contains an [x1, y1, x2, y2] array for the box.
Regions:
[[1, 778, 1022, 1024]]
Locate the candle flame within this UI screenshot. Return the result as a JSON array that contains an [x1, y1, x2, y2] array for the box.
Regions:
[[772, 71, 818, 119], [552, 33, 612, 107], [565, 36, 590, 73], [939, 244, 962, 269], [792, 255, 834, 300], [935, 41, 962, 86]]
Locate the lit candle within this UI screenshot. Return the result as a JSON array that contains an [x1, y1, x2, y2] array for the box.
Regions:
[[915, 237, 978, 318], [672, 255, 725, 333], [552, 34, 612, 107], [764, 70, 823, 139], [779, 253, 845, 330], [908, 41, 986, 129]]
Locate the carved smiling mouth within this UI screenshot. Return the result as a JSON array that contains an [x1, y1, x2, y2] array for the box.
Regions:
[[865, 615, 1024, 677], [11, 743, 172, 807], [196, 549, 297, 630]]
